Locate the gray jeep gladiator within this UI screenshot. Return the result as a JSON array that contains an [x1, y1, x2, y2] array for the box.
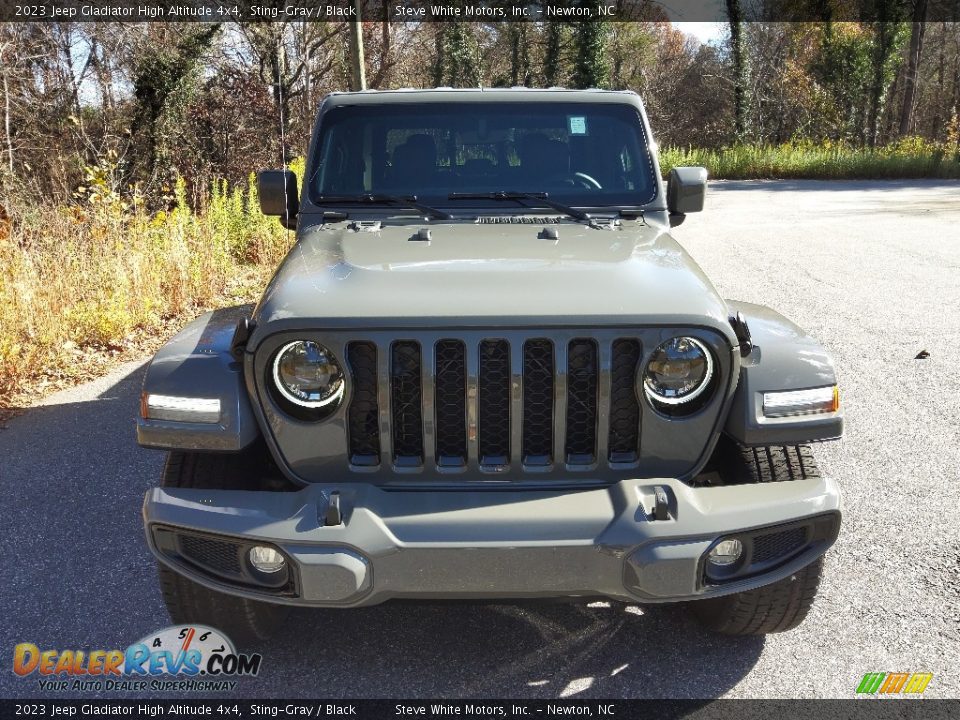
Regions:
[[138, 88, 843, 642]]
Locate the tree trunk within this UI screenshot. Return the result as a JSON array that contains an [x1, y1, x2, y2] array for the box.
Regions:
[[932, 22, 946, 139], [348, 0, 366, 91], [867, 21, 901, 148], [3, 63, 12, 174], [543, 22, 562, 87], [881, 66, 902, 145], [447, 23, 479, 88], [301, 22, 312, 132], [572, 20, 608, 89], [726, 0, 748, 141], [432, 25, 446, 87], [509, 24, 529, 87], [270, 43, 285, 120], [899, 0, 929, 137], [369, 20, 392, 88]]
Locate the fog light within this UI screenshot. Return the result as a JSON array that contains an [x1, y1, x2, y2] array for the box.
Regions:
[[248, 546, 285, 574], [707, 539, 743, 566]]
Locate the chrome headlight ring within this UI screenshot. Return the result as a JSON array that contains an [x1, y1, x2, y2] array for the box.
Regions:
[[642, 336, 715, 410], [271, 340, 345, 410]]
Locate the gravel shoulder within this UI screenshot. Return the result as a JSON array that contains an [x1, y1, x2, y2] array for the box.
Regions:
[[1, 180, 958, 699]]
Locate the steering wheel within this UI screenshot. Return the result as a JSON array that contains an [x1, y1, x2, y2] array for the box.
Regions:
[[549, 172, 602, 190]]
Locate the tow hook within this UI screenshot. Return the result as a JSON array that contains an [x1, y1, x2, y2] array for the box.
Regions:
[[653, 485, 671, 521], [323, 491, 342, 526]]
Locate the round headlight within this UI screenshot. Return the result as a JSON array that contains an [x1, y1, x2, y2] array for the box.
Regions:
[[272, 341, 345, 408], [643, 336, 714, 406]]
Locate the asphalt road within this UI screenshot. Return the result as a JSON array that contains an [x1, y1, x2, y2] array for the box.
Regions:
[[2, 180, 958, 700]]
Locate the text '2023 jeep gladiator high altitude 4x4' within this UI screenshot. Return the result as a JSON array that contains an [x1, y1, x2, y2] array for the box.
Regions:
[[138, 89, 843, 642]]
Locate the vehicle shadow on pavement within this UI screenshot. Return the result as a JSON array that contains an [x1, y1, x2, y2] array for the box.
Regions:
[[0, 363, 763, 701], [0, 362, 173, 700], [259, 597, 763, 699]]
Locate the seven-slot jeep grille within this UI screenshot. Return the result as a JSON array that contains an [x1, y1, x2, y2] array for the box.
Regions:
[[346, 342, 380, 465], [522, 340, 554, 466], [565, 339, 599, 464], [434, 339, 467, 466], [390, 341, 424, 465], [345, 335, 646, 474], [608, 339, 642, 463], [478, 340, 511, 466]]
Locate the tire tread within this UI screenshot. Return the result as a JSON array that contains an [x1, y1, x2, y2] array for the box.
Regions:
[[692, 557, 824, 635], [689, 441, 827, 635], [156, 450, 286, 645], [719, 441, 821, 484]]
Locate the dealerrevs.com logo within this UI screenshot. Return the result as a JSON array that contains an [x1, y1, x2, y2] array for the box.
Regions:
[[12, 625, 262, 692], [856, 672, 934, 696]]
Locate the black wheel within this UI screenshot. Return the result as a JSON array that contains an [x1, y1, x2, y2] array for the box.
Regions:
[[690, 556, 825, 635], [156, 449, 287, 645]]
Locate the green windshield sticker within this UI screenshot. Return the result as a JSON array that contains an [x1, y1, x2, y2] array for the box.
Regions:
[[568, 116, 587, 135]]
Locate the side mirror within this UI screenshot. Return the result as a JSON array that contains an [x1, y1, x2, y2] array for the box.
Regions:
[[667, 166, 708, 227], [257, 170, 299, 230]]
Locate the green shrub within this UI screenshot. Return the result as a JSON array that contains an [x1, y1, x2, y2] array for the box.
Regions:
[[659, 140, 960, 180]]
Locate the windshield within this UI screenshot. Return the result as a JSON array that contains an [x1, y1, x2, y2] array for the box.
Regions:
[[310, 101, 657, 209]]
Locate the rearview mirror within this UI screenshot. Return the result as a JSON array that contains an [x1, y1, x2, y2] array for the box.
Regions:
[[257, 170, 299, 230], [667, 166, 707, 227]]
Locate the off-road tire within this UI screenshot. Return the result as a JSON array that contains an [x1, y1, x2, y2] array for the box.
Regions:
[[157, 565, 285, 645], [709, 437, 821, 485], [161, 447, 272, 491], [156, 450, 287, 645], [690, 556, 825, 635], [690, 440, 827, 634]]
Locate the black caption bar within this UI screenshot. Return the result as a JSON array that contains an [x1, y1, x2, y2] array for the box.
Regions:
[[1, 0, 959, 23], [2, 700, 959, 720]]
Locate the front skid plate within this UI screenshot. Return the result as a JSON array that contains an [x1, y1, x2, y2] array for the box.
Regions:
[[143, 477, 841, 606]]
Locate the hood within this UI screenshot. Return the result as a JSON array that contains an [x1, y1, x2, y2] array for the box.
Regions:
[[250, 216, 732, 340]]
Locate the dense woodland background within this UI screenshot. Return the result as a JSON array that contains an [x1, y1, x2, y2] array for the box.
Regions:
[[2, 16, 960, 202], [1, 13, 960, 405]]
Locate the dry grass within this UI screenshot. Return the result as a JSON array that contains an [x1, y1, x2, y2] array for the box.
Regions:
[[3, 142, 958, 414], [0, 168, 296, 409], [660, 138, 960, 179]]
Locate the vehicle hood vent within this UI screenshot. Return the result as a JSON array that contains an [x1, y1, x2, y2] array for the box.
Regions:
[[350, 220, 383, 232], [475, 216, 564, 224]]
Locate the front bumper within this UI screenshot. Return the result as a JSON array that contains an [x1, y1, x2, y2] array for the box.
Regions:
[[143, 477, 841, 607]]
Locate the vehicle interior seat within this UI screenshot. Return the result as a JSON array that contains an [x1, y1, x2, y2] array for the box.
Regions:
[[390, 134, 439, 187], [517, 133, 570, 186]]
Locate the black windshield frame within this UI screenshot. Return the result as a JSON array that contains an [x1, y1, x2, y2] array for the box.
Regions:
[[308, 101, 659, 211]]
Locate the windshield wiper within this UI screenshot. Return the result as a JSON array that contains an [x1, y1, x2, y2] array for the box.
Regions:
[[447, 191, 592, 222], [316, 193, 453, 221]]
